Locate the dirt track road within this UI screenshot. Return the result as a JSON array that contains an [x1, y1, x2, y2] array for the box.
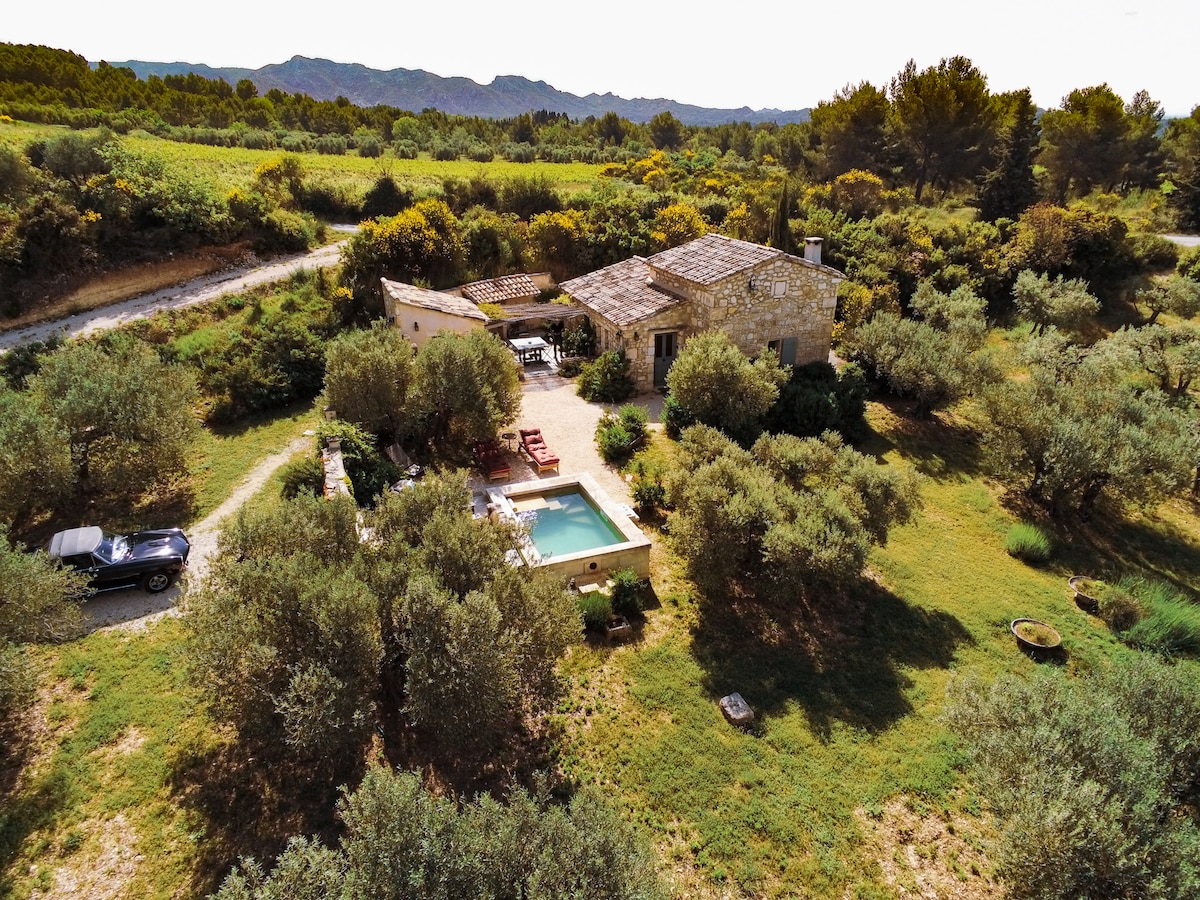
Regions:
[[0, 236, 350, 353]]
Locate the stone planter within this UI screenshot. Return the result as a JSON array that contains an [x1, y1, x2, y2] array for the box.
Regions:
[[1011, 618, 1062, 655], [605, 615, 632, 643], [1068, 576, 1101, 614]]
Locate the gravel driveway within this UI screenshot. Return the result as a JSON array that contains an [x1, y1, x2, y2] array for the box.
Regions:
[[82, 435, 312, 633]]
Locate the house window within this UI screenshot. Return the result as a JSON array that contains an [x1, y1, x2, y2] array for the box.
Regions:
[[772, 281, 788, 298], [768, 337, 798, 366], [413, 321, 419, 331]]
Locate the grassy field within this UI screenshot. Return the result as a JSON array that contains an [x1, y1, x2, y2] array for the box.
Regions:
[[0, 121, 605, 202], [1, 619, 223, 900], [553, 406, 1196, 898]]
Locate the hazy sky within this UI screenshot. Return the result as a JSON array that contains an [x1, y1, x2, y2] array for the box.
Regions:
[[7, 0, 1199, 116]]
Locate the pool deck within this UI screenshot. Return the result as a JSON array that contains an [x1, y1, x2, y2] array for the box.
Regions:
[[486, 472, 651, 579]]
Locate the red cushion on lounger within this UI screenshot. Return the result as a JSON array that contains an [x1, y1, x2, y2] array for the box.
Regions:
[[519, 428, 542, 439]]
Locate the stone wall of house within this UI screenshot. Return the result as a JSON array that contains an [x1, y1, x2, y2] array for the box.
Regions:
[[598, 307, 693, 392], [685, 258, 839, 365]]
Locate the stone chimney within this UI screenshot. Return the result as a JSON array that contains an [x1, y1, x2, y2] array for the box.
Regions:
[[804, 237, 823, 265]]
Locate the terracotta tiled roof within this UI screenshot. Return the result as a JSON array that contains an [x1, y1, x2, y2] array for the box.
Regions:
[[381, 279, 488, 321], [560, 258, 685, 326], [460, 273, 540, 305], [648, 233, 843, 283]]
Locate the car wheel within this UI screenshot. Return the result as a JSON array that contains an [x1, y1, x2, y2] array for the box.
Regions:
[[141, 571, 173, 594]]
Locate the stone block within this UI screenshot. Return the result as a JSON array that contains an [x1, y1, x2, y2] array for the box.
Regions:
[[719, 692, 754, 726]]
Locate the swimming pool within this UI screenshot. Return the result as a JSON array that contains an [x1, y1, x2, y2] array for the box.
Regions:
[[513, 488, 626, 558], [489, 473, 651, 580]]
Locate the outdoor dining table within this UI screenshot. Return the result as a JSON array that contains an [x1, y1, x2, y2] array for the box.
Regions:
[[509, 336, 550, 364]]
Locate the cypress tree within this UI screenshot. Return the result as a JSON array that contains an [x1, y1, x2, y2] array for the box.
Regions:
[[771, 183, 793, 253], [978, 89, 1040, 222]]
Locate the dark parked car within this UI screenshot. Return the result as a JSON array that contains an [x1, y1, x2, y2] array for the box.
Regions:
[[48, 526, 190, 594]]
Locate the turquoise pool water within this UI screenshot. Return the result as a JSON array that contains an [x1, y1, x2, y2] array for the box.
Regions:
[[518, 488, 625, 558]]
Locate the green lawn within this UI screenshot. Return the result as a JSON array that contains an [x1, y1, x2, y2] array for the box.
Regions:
[[0, 619, 222, 900], [556, 404, 1184, 898]]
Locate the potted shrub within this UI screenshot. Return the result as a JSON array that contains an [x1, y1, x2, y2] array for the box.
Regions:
[[1011, 618, 1062, 654]]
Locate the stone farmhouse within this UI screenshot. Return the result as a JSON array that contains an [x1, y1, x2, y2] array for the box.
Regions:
[[561, 233, 843, 391]]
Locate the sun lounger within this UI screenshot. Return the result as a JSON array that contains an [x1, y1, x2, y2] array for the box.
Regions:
[[474, 440, 511, 481], [519, 428, 560, 473]]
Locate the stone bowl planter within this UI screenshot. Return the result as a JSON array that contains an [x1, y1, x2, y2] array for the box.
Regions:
[[1068, 575, 1101, 614], [1011, 618, 1062, 654]]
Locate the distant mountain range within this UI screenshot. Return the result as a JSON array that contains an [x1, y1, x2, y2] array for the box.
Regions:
[[102, 56, 810, 126]]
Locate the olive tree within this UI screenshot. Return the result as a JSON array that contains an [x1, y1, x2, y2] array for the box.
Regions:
[[407, 329, 520, 450], [664, 330, 789, 443], [361, 477, 577, 746], [667, 426, 920, 600], [185, 494, 380, 773], [212, 767, 664, 900], [322, 323, 414, 438], [981, 333, 1198, 518], [845, 282, 995, 416], [28, 337, 199, 495], [1136, 275, 1200, 326], [1012, 269, 1100, 335], [0, 387, 72, 529], [945, 658, 1200, 899]]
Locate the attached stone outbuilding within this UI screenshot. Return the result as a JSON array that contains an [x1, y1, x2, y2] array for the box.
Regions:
[[561, 233, 843, 391], [381, 278, 488, 349]]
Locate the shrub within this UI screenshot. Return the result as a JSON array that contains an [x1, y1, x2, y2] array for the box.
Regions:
[[763, 360, 868, 439], [618, 403, 648, 437], [280, 454, 325, 499], [1118, 577, 1200, 656], [1127, 232, 1179, 271], [609, 568, 645, 617], [1004, 523, 1053, 563], [1097, 582, 1145, 633], [595, 416, 635, 464], [662, 394, 694, 439], [577, 590, 612, 630], [946, 658, 1200, 900], [1178, 246, 1200, 281], [557, 358, 582, 378], [561, 321, 595, 358], [577, 349, 635, 403], [392, 140, 419, 160], [314, 133, 348, 155], [632, 459, 667, 513], [256, 208, 317, 252]]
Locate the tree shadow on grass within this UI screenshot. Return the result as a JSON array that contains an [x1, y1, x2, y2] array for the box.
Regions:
[[0, 713, 72, 893], [690, 578, 973, 740], [376, 693, 562, 802], [858, 397, 985, 482], [1049, 501, 1200, 598], [169, 738, 354, 897]]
